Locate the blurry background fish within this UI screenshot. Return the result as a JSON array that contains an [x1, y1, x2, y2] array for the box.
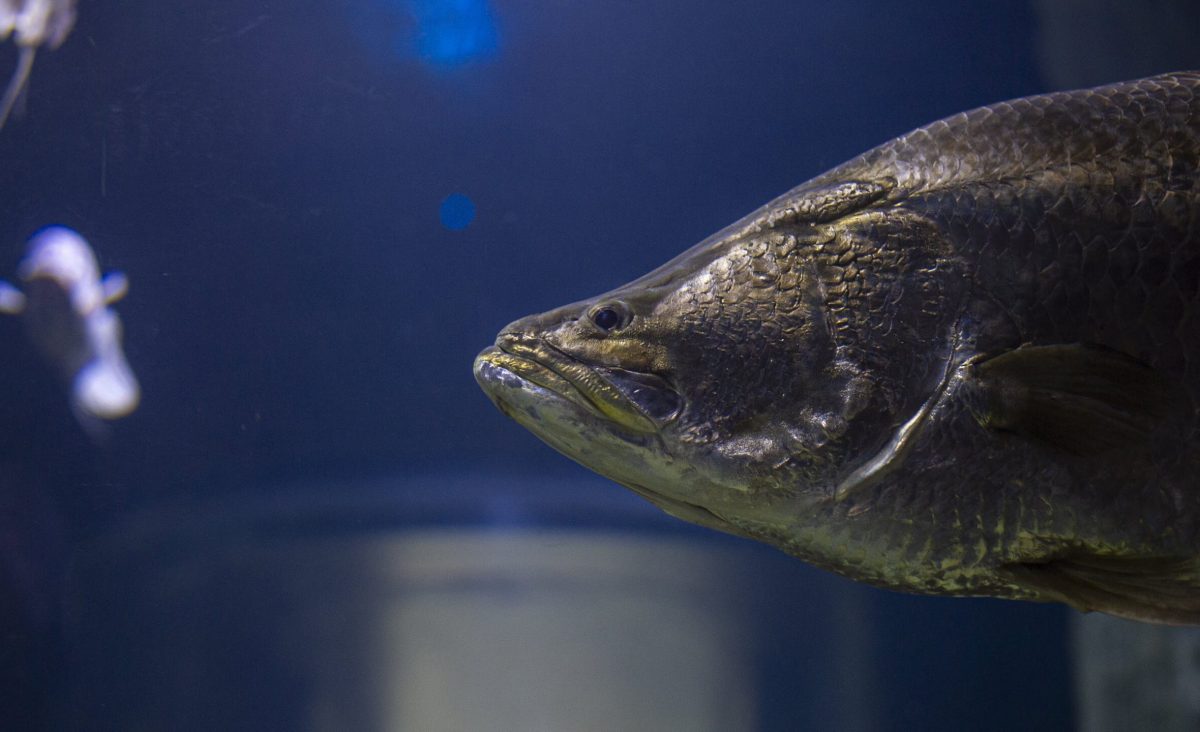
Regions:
[[0, 226, 139, 434], [0, 0, 74, 129]]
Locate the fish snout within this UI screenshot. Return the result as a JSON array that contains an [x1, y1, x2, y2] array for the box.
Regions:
[[496, 302, 588, 344]]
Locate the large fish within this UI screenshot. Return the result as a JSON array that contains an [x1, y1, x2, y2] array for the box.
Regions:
[[474, 72, 1200, 624]]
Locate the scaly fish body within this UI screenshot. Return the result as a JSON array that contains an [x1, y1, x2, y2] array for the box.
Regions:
[[475, 72, 1200, 624]]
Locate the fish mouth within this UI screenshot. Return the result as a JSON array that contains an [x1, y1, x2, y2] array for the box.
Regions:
[[474, 333, 680, 434]]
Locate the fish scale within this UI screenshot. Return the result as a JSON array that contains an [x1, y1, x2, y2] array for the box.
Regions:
[[476, 72, 1200, 624]]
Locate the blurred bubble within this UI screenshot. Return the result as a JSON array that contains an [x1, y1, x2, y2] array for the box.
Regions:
[[439, 193, 476, 231]]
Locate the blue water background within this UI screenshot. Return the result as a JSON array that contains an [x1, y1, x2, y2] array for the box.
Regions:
[[0, 1, 1194, 729]]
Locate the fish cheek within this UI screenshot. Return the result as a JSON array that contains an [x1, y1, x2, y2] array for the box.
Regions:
[[675, 303, 822, 441], [557, 327, 668, 375]]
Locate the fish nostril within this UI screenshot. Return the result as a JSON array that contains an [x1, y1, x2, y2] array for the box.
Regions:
[[496, 328, 542, 353], [495, 308, 582, 350]]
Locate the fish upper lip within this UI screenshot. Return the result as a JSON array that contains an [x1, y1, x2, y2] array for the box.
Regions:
[[490, 332, 661, 433], [479, 333, 593, 410], [492, 332, 571, 376], [493, 332, 595, 397]]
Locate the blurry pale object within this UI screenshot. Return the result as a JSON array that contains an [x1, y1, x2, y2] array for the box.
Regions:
[[0, 0, 75, 129], [71, 311, 139, 419], [66, 526, 757, 731], [0, 226, 140, 425], [1073, 613, 1200, 731], [358, 532, 755, 732]]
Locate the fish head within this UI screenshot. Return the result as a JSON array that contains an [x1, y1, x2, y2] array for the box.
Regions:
[[474, 215, 917, 521], [19, 226, 104, 315]]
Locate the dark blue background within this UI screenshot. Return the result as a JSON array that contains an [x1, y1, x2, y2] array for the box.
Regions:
[[0, 0, 1193, 729], [0, 0, 1045, 493]]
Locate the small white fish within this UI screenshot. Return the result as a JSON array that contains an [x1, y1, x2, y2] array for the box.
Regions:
[[0, 226, 139, 426], [0, 0, 76, 130]]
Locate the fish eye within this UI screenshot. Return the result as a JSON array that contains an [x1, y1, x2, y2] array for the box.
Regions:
[[590, 304, 626, 333]]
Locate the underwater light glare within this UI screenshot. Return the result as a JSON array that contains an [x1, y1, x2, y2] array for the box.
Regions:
[[440, 193, 476, 230], [413, 0, 498, 66], [351, 0, 499, 67]]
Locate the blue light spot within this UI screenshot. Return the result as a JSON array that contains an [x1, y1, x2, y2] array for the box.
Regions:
[[349, 0, 499, 68], [440, 193, 476, 230], [413, 0, 498, 66]]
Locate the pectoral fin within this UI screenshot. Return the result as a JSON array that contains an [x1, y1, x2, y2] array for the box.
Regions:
[[0, 281, 26, 314], [968, 344, 1170, 456], [101, 272, 129, 304], [1002, 555, 1200, 625]]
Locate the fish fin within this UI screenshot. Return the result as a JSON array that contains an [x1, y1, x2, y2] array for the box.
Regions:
[[763, 178, 894, 228], [0, 45, 34, 131], [1002, 556, 1200, 626], [0, 281, 26, 313], [71, 401, 113, 445], [101, 272, 129, 304], [969, 343, 1170, 456]]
